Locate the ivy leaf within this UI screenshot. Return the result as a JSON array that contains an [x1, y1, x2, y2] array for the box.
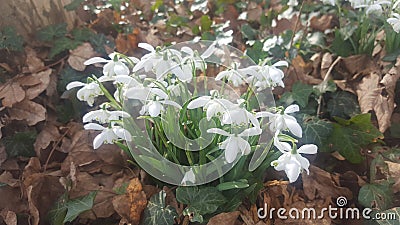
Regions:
[[71, 28, 93, 42], [0, 27, 24, 51], [241, 24, 257, 40], [299, 115, 333, 147], [327, 91, 360, 119], [313, 79, 336, 95], [279, 82, 313, 108], [2, 131, 37, 158], [64, 0, 85, 11], [48, 191, 97, 225], [176, 186, 226, 222], [142, 190, 178, 225], [326, 113, 383, 163], [49, 37, 81, 58], [358, 182, 393, 210], [64, 191, 97, 223], [376, 207, 400, 225], [200, 15, 212, 32], [37, 23, 67, 42]]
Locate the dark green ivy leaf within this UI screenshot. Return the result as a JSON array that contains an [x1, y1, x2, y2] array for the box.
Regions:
[[358, 182, 393, 210], [2, 131, 37, 158], [299, 115, 333, 148], [37, 23, 68, 42], [326, 113, 383, 163], [327, 91, 360, 119], [0, 27, 24, 51], [279, 82, 314, 108], [142, 190, 178, 225], [64, 191, 97, 223]]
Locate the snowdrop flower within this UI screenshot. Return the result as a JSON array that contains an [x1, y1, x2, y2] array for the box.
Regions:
[[271, 137, 317, 183], [84, 52, 137, 78], [263, 36, 284, 52], [66, 81, 103, 106], [245, 60, 288, 91], [84, 123, 132, 149], [215, 63, 250, 87], [181, 43, 216, 71], [133, 43, 190, 81], [256, 104, 302, 138], [387, 13, 400, 33], [181, 168, 196, 185], [207, 127, 261, 163], [187, 95, 235, 120], [287, 0, 298, 7], [83, 109, 130, 124], [113, 75, 142, 102], [126, 86, 181, 117], [352, 0, 391, 15], [322, 0, 336, 6], [221, 103, 260, 127]]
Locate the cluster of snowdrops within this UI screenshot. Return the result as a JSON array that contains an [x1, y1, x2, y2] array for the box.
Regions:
[[66, 42, 318, 184]]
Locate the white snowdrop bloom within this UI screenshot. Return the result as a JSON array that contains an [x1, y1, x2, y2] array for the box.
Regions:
[[84, 123, 132, 149], [348, 0, 372, 8], [245, 60, 288, 91], [215, 64, 248, 87], [83, 109, 130, 124], [133, 43, 189, 81], [256, 104, 302, 138], [66, 81, 103, 106], [271, 136, 317, 183], [181, 168, 196, 185], [181, 43, 216, 71], [322, 0, 336, 6], [113, 75, 142, 102], [221, 106, 260, 128], [288, 0, 298, 7], [125, 86, 181, 117], [387, 13, 400, 33], [207, 127, 262, 163], [84, 52, 137, 77], [187, 95, 236, 120], [352, 0, 391, 15], [263, 36, 284, 52]]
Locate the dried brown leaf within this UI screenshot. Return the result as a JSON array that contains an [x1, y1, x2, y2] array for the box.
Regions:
[[302, 165, 353, 201], [8, 99, 46, 126], [33, 123, 60, 157], [310, 14, 335, 32], [385, 161, 400, 193], [68, 43, 96, 71], [127, 178, 147, 225], [0, 145, 6, 167], [1, 210, 17, 225], [27, 186, 40, 225], [207, 211, 240, 225], [19, 69, 52, 100], [25, 47, 44, 73], [0, 82, 25, 107], [0, 172, 19, 188]]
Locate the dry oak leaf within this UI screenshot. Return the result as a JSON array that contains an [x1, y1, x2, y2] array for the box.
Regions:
[[0, 210, 17, 225], [385, 161, 400, 193], [18, 69, 52, 100], [127, 178, 147, 225], [355, 58, 400, 132], [8, 100, 46, 126], [0, 82, 25, 108], [310, 14, 335, 32], [24, 47, 45, 73], [33, 123, 61, 157], [302, 165, 353, 202], [68, 43, 96, 71], [27, 186, 40, 225], [207, 211, 240, 225], [0, 145, 7, 167]]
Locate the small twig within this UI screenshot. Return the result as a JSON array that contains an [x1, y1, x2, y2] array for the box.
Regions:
[[43, 126, 71, 172], [316, 56, 342, 116], [31, 54, 69, 74], [288, 1, 304, 50]]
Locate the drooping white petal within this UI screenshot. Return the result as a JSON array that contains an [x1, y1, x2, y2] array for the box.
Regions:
[[295, 154, 310, 174], [187, 96, 211, 109], [66, 81, 85, 90], [284, 116, 302, 138], [239, 127, 262, 137], [113, 127, 132, 142], [113, 62, 130, 75], [148, 101, 163, 117], [93, 132, 106, 149], [285, 162, 301, 183], [201, 43, 216, 59], [284, 104, 299, 114], [207, 128, 230, 136], [84, 123, 106, 131], [297, 144, 318, 154], [224, 137, 239, 163], [84, 57, 110, 65], [138, 43, 155, 52]]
